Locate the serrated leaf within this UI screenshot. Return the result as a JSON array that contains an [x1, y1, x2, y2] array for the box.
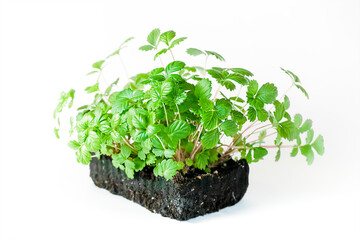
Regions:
[[205, 50, 225, 61], [300, 145, 314, 165], [124, 160, 135, 179], [306, 129, 314, 144], [169, 37, 187, 48], [76, 145, 91, 165], [277, 120, 297, 140], [160, 30, 176, 46], [201, 129, 220, 149], [186, 48, 204, 56], [165, 61, 185, 76], [247, 80, 259, 98], [253, 147, 268, 160], [164, 149, 175, 158], [154, 48, 167, 60], [146, 124, 162, 137], [281, 68, 301, 83], [257, 83, 278, 104], [195, 151, 209, 170], [299, 119, 312, 133], [168, 120, 190, 140], [215, 99, 232, 120], [274, 100, 285, 122], [121, 145, 132, 158], [293, 114, 303, 128], [256, 108, 268, 122], [85, 131, 101, 152], [153, 159, 178, 179], [160, 81, 173, 96], [290, 147, 299, 157], [226, 73, 248, 85], [195, 78, 212, 99], [85, 82, 99, 94], [147, 28, 160, 46], [68, 140, 80, 150], [207, 69, 224, 80], [132, 114, 147, 129], [311, 135, 324, 155], [220, 120, 238, 137], [295, 84, 309, 99], [201, 111, 218, 130], [283, 95, 290, 110], [231, 68, 254, 77], [139, 45, 154, 51], [247, 106, 257, 122]]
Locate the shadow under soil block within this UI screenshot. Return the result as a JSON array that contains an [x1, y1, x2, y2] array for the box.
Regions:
[[90, 155, 249, 221]]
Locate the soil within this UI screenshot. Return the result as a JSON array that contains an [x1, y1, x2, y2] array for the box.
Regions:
[[89, 155, 249, 221]]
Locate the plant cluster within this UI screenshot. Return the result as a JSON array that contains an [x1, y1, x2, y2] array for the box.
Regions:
[[54, 28, 324, 180]]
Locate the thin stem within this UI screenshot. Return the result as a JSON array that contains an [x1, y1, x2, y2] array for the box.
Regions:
[[248, 132, 277, 144], [162, 103, 169, 126], [176, 104, 181, 120], [245, 123, 273, 138], [259, 145, 295, 149], [190, 126, 203, 159], [241, 120, 259, 135], [212, 85, 222, 101], [118, 54, 129, 80], [155, 134, 166, 150], [269, 83, 294, 111], [158, 56, 165, 68], [169, 49, 175, 61], [121, 137, 137, 153]]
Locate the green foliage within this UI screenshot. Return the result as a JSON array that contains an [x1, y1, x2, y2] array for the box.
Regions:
[[54, 28, 324, 180]]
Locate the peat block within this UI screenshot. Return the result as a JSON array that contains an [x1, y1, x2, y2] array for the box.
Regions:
[[90, 155, 249, 221]]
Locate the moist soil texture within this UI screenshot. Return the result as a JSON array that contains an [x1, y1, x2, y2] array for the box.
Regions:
[[90, 155, 249, 221]]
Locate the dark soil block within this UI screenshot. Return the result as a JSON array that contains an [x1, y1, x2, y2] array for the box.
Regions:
[[90, 155, 249, 221]]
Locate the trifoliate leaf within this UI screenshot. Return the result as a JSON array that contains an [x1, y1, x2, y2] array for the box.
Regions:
[[311, 135, 324, 155], [147, 28, 160, 46], [256, 83, 278, 104], [300, 145, 314, 165], [201, 129, 220, 149], [186, 48, 204, 56], [195, 78, 212, 99], [165, 61, 185, 76], [168, 120, 190, 140], [195, 151, 210, 170], [220, 120, 238, 137], [299, 119, 312, 133]]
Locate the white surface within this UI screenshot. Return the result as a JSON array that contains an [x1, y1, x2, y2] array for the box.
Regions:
[[1, 0, 360, 239]]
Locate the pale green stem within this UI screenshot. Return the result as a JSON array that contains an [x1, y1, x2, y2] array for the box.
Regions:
[[162, 102, 169, 126], [155, 134, 166, 150]]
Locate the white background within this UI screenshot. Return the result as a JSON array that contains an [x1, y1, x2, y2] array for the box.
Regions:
[[1, 0, 360, 239]]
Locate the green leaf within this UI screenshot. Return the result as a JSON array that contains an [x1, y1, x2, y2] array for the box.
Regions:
[[195, 78, 212, 99], [165, 61, 185, 76], [207, 69, 223, 80], [295, 84, 309, 99], [311, 135, 324, 155], [68, 140, 80, 150], [85, 82, 99, 94], [256, 108, 268, 122], [164, 149, 175, 158], [169, 37, 187, 48], [299, 119, 312, 133], [256, 83, 278, 104], [132, 114, 147, 129], [215, 99, 232, 120], [205, 50, 225, 61], [153, 159, 178, 179], [220, 120, 238, 137], [231, 110, 247, 125], [253, 147, 268, 160], [281, 68, 301, 83], [195, 151, 209, 170], [290, 147, 299, 157], [277, 120, 297, 140], [247, 107, 257, 122], [201, 111, 218, 130], [300, 145, 314, 165], [92, 60, 105, 70], [159, 30, 176, 46], [186, 48, 204, 56], [231, 68, 253, 77], [121, 145, 132, 158], [226, 73, 248, 85], [152, 148, 164, 157], [134, 157, 145, 171], [201, 129, 220, 149], [306, 129, 314, 144], [112, 153, 126, 168], [147, 28, 160, 46], [146, 124, 162, 137], [124, 160, 135, 179], [247, 80, 259, 98], [54, 128, 60, 139], [186, 158, 193, 166], [168, 120, 190, 140], [293, 114, 303, 128], [139, 45, 154, 51], [146, 153, 157, 165], [283, 95, 290, 110], [85, 131, 101, 152], [76, 145, 91, 164], [160, 81, 173, 96], [275, 148, 281, 161], [154, 48, 168, 60], [274, 100, 285, 122]]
